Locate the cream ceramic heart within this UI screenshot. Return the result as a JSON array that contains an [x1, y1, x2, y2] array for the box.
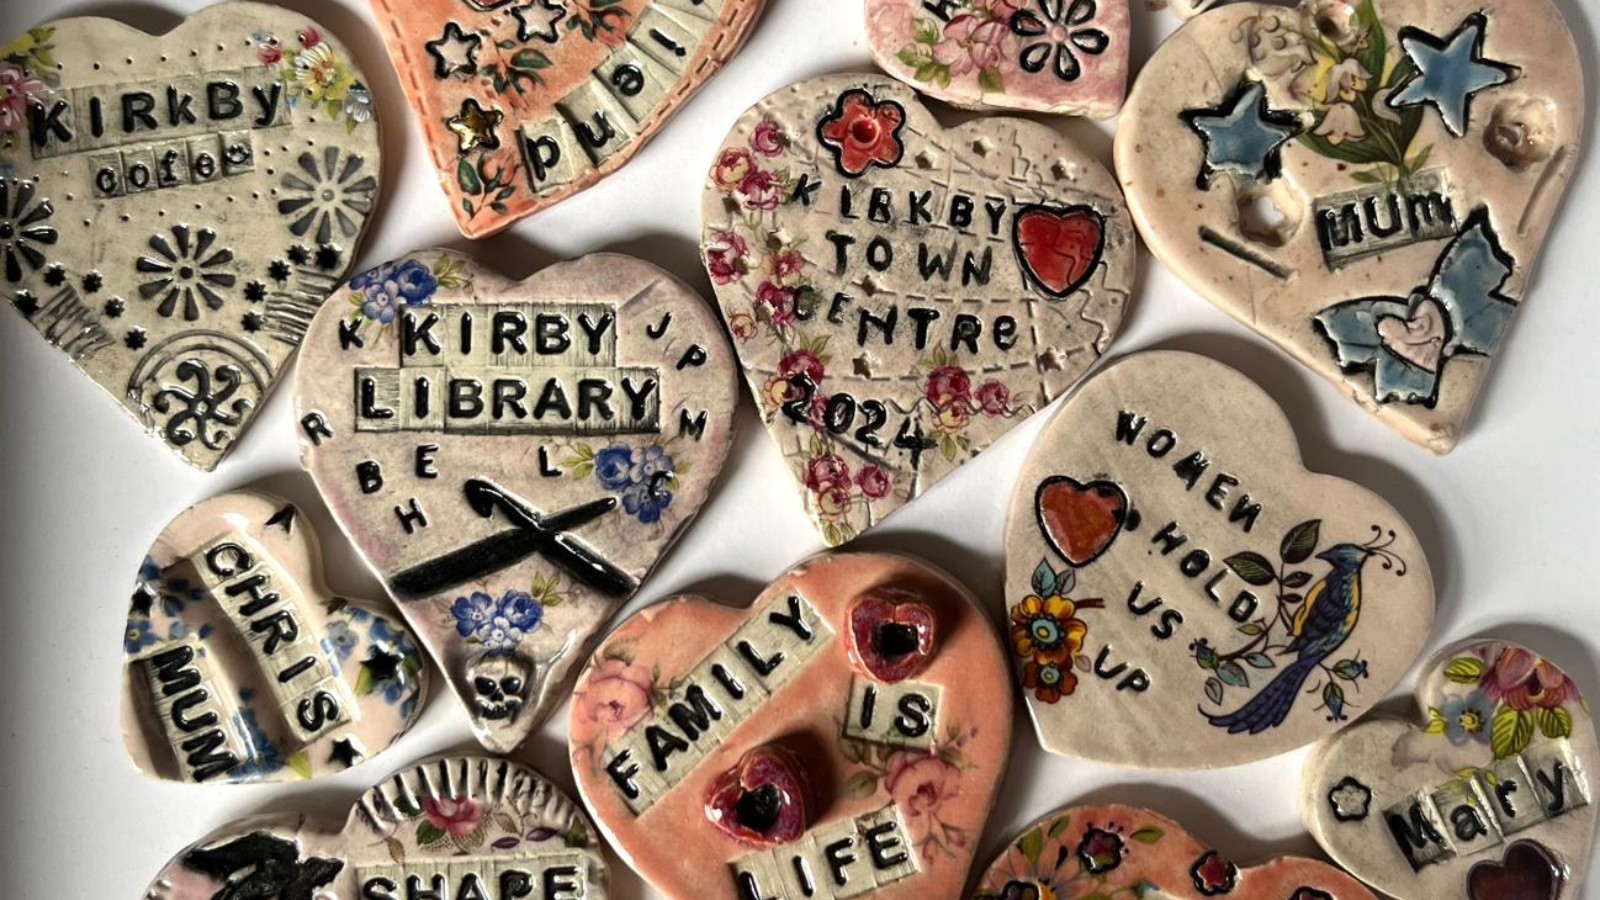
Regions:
[[294, 251, 738, 751], [1003, 350, 1435, 767], [1302, 638, 1597, 900], [1375, 298, 1447, 373], [975, 803, 1379, 898], [121, 489, 427, 784], [567, 551, 1011, 899], [370, 0, 765, 238], [141, 755, 608, 899], [701, 73, 1135, 546], [865, 0, 1131, 118], [0, 3, 382, 469], [1115, 0, 1583, 453]]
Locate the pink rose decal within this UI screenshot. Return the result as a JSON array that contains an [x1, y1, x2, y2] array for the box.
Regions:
[[739, 167, 783, 211], [571, 658, 655, 744], [712, 148, 755, 192], [976, 380, 1009, 417], [932, 15, 1008, 77], [766, 248, 806, 285], [422, 797, 484, 839], [884, 751, 961, 848], [804, 454, 850, 493], [0, 63, 47, 135], [750, 120, 787, 157], [1481, 647, 1572, 711], [779, 349, 825, 385], [857, 465, 891, 499], [755, 281, 798, 326], [925, 365, 972, 410], [704, 230, 750, 285], [727, 311, 757, 342]]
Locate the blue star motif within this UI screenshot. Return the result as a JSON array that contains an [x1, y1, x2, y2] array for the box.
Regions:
[[1387, 13, 1516, 138], [1180, 79, 1303, 190]]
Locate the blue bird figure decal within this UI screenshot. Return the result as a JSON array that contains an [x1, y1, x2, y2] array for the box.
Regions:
[[1206, 528, 1406, 734]]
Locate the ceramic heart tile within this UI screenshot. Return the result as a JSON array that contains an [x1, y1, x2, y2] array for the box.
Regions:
[[975, 804, 1379, 898], [568, 551, 1011, 899], [0, 5, 382, 470], [866, 0, 1130, 118], [141, 755, 608, 899], [294, 251, 737, 752], [1114, 0, 1584, 453], [121, 489, 428, 784], [1003, 350, 1436, 767], [700, 74, 1135, 546], [371, 0, 764, 238], [1302, 638, 1597, 900]]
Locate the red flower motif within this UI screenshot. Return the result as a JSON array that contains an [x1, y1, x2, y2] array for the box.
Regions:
[[739, 168, 783, 210], [779, 349, 825, 384], [804, 454, 850, 493], [1480, 647, 1572, 711], [755, 281, 798, 326], [925, 365, 972, 410], [704, 230, 749, 285], [297, 27, 321, 48], [1077, 825, 1125, 874], [856, 464, 891, 499], [1190, 850, 1239, 895], [976, 379, 1009, 416], [750, 120, 787, 157], [421, 797, 484, 840], [818, 89, 906, 177], [255, 38, 283, 65]]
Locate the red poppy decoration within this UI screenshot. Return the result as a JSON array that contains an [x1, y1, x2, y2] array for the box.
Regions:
[[817, 89, 906, 177], [1190, 850, 1239, 895]]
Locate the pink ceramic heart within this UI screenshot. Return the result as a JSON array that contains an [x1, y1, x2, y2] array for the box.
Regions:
[[294, 251, 738, 752], [568, 551, 1012, 899], [975, 804, 1379, 898]]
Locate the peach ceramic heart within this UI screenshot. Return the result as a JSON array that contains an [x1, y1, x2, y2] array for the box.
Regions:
[[1004, 351, 1435, 767], [370, 0, 765, 238], [121, 490, 427, 783], [701, 74, 1135, 546], [140, 755, 608, 899], [1302, 638, 1596, 900], [568, 551, 1011, 899], [866, 0, 1130, 118], [974, 804, 1379, 899], [0, 4, 382, 469], [294, 251, 738, 752], [1115, 0, 1584, 452]]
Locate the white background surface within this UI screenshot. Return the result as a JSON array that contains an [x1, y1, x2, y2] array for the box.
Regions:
[[1, 0, 1596, 896]]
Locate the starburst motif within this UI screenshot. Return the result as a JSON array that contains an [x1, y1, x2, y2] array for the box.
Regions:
[[125, 327, 147, 350], [276, 149, 377, 244], [0, 177, 57, 283], [135, 225, 238, 321], [103, 297, 125, 317]]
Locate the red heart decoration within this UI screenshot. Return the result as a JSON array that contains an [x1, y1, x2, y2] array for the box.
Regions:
[[1014, 205, 1107, 298], [848, 589, 937, 684], [1468, 841, 1564, 900], [1035, 475, 1130, 567], [704, 745, 814, 849]]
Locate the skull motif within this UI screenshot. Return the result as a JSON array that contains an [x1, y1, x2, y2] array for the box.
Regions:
[[467, 655, 530, 722]]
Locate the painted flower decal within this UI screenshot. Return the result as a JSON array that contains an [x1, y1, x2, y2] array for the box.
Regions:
[[0, 176, 57, 284], [884, 750, 962, 852], [451, 589, 543, 656], [422, 797, 485, 840], [350, 258, 438, 324], [590, 443, 678, 524], [277, 148, 377, 243], [750, 120, 788, 157], [1009, 591, 1100, 703], [1480, 646, 1572, 711], [1076, 825, 1124, 874], [1190, 850, 1239, 896], [933, 14, 1009, 77], [818, 89, 906, 177], [0, 62, 45, 136], [125, 616, 157, 653], [571, 657, 655, 744], [1435, 691, 1494, 744], [704, 230, 751, 285], [293, 43, 355, 104], [1009, 0, 1110, 83], [136, 225, 238, 320]]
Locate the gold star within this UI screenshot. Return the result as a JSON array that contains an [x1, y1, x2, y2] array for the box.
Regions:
[[447, 98, 503, 154]]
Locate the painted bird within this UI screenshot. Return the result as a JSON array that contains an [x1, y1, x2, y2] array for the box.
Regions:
[[1207, 533, 1403, 735]]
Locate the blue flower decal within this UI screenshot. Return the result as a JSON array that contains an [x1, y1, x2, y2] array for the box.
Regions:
[[352, 258, 438, 324], [1439, 691, 1494, 745], [125, 616, 157, 653], [594, 445, 636, 491], [590, 443, 677, 524], [450, 588, 543, 656], [324, 619, 359, 662]]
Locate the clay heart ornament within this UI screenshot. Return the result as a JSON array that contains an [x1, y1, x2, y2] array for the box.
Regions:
[[974, 803, 1380, 899], [848, 588, 938, 683], [865, 0, 1130, 118], [0, 5, 383, 470], [1004, 350, 1435, 768], [568, 551, 1011, 899], [141, 755, 608, 899], [1114, 0, 1584, 453], [700, 74, 1135, 546], [1035, 475, 1130, 567], [371, 0, 764, 238], [121, 490, 428, 784], [294, 251, 738, 752], [1375, 298, 1448, 373], [1302, 638, 1597, 900]]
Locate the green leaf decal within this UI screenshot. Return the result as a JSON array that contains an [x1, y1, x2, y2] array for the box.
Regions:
[[1443, 657, 1486, 684], [1245, 652, 1276, 669], [417, 821, 447, 846], [1205, 677, 1224, 705], [1218, 661, 1249, 688], [1131, 826, 1163, 844], [841, 770, 879, 800], [1491, 707, 1535, 759], [1047, 815, 1072, 839], [1017, 828, 1044, 867], [1539, 707, 1574, 739], [457, 158, 482, 194], [1225, 552, 1276, 586], [1280, 520, 1322, 564], [1033, 561, 1056, 597]]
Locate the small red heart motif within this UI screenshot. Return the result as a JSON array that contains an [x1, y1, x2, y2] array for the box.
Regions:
[[1036, 475, 1129, 567], [1468, 841, 1564, 900], [704, 745, 814, 849], [848, 589, 937, 683], [1013, 204, 1106, 298]]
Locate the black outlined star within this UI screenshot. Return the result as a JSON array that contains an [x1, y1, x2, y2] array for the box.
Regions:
[[329, 737, 365, 769], [447, 98, 504, 154], [361, 645, 403, 683], [511, 0, 566, 43], [130, 584, 156, 616], [1387, 12, 1517, 138], [242, 311, 264, 332], [425, 21, 482, 79], [1180, 78, 1304, 189], [125, 327, 147, 350]]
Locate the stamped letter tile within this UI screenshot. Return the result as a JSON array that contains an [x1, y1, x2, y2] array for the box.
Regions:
[[294, 251, 738, 751], [0, 5, 382, 469], [866, 0, 1131, 117], [974, 804, 1380, 898], [121, 490, 427, 784], [701, 74, 1135, 546], [1115, 0, 1584, 452], [370, 0, 765, 238], [568, 551, 1011, 899], [1004, 350, 1435, 767], [1303, 638, 1597, 900], [140, 755, 608, 899]]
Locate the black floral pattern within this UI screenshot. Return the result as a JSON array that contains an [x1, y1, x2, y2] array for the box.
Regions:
[[1010, 0, 1110, 83], [276, 148, 376, 244], [136, 225, 237, 321], [151, 359, 252, 450], [0, 177, 58, 283]]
